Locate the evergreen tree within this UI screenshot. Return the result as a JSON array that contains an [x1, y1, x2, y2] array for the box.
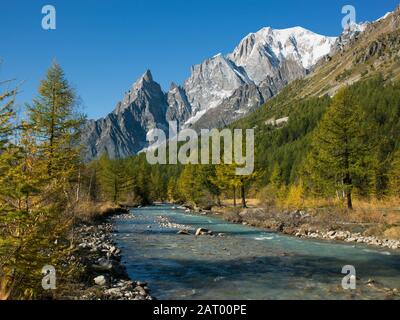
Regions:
[[167, 177, 179, 202], [0, 84, 16, 152], [27, 62, 85, 185], [0, 79, 20, 213], [98, 155, 131, 204], [388, 150, 400, 197], [213, 164, 240, 207], [0, 123, 46, 213], [270, 163, 283, 190], [308, 87, 373, 209]]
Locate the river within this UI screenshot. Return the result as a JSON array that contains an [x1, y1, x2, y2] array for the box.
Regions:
[[113, 205, 400, 300]]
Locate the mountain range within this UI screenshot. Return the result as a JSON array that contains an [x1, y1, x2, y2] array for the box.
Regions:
[[82, 10, 395, 160]]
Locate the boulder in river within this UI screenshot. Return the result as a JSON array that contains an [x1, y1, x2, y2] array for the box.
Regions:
[[177, 229, 191, 235], [195, 228, 211, 236]]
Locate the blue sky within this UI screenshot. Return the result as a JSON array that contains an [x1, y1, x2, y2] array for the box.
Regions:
[[0, 0, 398, 119]]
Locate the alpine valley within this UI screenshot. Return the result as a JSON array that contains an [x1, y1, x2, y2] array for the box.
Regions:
[[2, 2, 400, 302]]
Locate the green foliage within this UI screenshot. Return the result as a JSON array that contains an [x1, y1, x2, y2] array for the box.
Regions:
[[97, 154, 129, 203], [388, 150, 400, 197], [306, 87, 375, 208], [1, 63, 86, 299], [0, 83, 16, 152], [27, 62, 85, 181], [227, 75, 400, 207]]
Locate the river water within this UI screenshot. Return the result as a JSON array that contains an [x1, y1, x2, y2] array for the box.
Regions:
[[113, 205, 400, 300]]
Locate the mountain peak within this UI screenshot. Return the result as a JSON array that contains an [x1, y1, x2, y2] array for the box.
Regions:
[[131, 69, 155, 91], [142, 69, 153, 82], [230, 24, 337, 82], [170, 82, 179, 90]]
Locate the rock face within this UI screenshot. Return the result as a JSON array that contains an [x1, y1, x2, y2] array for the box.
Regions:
[[183, 54, 253, 120], [81, 70, 168, 160], [229, 26, 336, 84], [191, 77, 286, 130], [166, 82, 192, 129], [331, 22, 370, 54]]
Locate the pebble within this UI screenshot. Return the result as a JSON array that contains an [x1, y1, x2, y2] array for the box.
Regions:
[[94, 275, 107, 286], [295, 228, 400, 250], [74, 220, 153, 300]]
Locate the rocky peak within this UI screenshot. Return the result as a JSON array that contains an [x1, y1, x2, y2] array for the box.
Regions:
[[82, 71, 169, 160], [166, 83, 192, 127], [183, 53, 253, 115], [131, 69, 155, 92], [115, 69, 165, 115], [229, 26, 336, 84]]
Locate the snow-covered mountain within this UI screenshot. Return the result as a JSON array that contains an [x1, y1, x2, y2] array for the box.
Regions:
[[180, 26, 337, 130], [229, 26, 336, 83], [84, 13, 395, 159]]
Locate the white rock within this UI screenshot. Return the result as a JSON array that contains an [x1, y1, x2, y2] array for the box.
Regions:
[[94, 275, 107, 286]]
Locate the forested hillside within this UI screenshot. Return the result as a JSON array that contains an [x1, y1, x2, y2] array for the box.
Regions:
[[83, 75, 399, 211]]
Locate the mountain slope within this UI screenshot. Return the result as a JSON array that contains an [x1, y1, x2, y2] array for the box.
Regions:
[[184, 26, 337, 128], [81, 70, 168, 160], [233, 7, 400, 129]]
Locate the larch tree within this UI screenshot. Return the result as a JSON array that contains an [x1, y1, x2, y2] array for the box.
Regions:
[[388, 150, 400, 197], [308, 87, 373, 209], [213, 164, 240, 207], [27, 62, 85, 201], [0, 79, 17, 211]]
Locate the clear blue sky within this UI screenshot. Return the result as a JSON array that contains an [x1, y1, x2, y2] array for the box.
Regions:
[[0, 0, 398, 119]]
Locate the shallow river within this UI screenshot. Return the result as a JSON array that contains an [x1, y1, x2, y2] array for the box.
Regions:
[[113, 205, 400, 300]]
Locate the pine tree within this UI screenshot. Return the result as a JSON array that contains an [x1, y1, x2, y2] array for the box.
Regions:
[[388, 150, 400, 197], [27, 62, 85, 186], [0, 80, 17, 211], [0, 123, 46, 213], [0, 84, 16, 152], [177, 165, 203, 206], [98, 155, 131, 204], [308, 87, 373, 209], [270, 163, 283, 190], [167, 177, 178, 202], [213, 164, 240, 206]]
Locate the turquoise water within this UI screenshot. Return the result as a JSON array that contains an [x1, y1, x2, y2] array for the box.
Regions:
[[113, 205, 400, 300]]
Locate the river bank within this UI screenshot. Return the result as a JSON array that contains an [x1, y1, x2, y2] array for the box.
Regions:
[[62, 205, 153, 300], [116, 205, 400, 300], [179, 205, 400, 251]]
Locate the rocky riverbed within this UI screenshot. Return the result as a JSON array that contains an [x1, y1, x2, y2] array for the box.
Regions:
[[113, 205, 400, 300], [71, 221, 153, 300], [185, 206, 400, 251]]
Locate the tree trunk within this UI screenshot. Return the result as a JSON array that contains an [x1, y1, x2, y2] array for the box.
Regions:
[[48, 88, 56, 176], [76, 167, 81, 203], [346, 191, 353, 210], [233, 186, 237, 207], [344, 173, 353, 210], [241, 180, 247, 208]]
